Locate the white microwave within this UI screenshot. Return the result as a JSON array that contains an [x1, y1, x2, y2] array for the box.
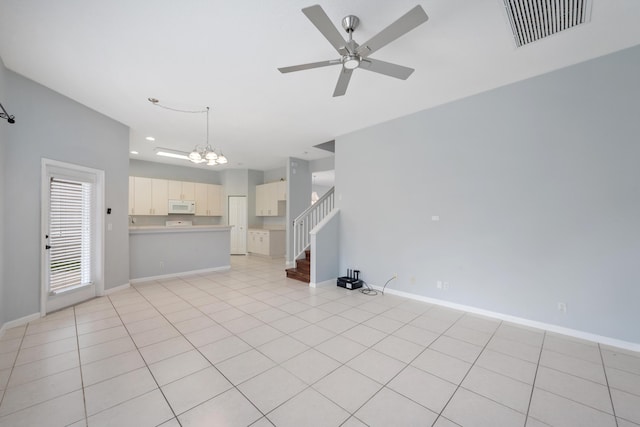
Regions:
[[168, 199, 196, 214]]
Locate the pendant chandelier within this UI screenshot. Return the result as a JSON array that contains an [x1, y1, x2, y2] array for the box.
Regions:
[[148, 98, 228, 166], [187, 107, 227, 165]]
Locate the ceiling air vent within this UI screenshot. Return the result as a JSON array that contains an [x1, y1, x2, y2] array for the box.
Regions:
[[502, 0, 592, 47]]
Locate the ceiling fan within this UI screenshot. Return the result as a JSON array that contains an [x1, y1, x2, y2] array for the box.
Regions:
[[278, 4, 429, 97]]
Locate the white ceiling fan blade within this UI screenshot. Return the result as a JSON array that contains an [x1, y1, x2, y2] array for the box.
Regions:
[[333, 68, 353, 97], [360, 58, 414, 80], [278, 59, 341, 74], [302, 5, 349, 56], [356, 5, 428, 58]]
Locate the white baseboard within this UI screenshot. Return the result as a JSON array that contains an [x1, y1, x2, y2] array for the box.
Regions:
[[130, 265, 231, 284], [102, 282, 131, 296], [372, 286, 640, 353], [310, 278, 336, 288], [0, 312, 41, 338]]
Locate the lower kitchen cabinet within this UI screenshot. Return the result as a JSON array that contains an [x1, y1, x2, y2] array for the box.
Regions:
[[247, 229, 285, 257]]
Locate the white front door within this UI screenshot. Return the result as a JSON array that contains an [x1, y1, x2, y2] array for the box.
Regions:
[[42, 159, 104, 314], [229, 196, 247, 255]]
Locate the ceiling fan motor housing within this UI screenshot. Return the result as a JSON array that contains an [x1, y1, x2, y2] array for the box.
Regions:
[[341, 15, 360, 33]]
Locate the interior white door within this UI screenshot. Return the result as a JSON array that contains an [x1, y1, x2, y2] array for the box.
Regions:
[[42, 159, 104, 314], [229, 196, 247, 255]]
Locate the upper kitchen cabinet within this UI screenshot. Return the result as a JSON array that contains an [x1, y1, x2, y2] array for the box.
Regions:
[[168, 180, 195, 201], [256, 181, 286, 216], [195, 183, 223, 216], [130, 177, 168, 215]]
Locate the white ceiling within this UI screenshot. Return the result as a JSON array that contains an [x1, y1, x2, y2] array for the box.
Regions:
[[1, 1, 639, 171]]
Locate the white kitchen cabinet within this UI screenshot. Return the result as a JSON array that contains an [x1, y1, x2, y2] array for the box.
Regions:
[[131, 177, 168, 215], [168, 180, 195, 201], [195, 183, 223, 216], [255, 181, 286, 216], [277, 180, 287, 201], [151, 179, 168, 215], [247, 229, 285, 257]]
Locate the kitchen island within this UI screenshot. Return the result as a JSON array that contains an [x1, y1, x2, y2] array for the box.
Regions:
[[129, 225, 232, 282]]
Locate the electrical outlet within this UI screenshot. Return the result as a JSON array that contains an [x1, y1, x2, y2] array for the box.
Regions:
[[394, 273, 398, 279], [443, 281, 450, 290], [557, 302, 567, 313], [160, 261, 165, 270], [437, 280, 442, 289], [410, 276, 416, 284]]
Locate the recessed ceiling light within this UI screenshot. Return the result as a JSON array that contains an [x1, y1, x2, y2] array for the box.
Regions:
[[145, 136, 155, 141], [130, 150, 139, 154]]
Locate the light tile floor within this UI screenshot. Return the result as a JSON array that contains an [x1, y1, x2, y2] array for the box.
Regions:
[[1, 255, 639, 427]]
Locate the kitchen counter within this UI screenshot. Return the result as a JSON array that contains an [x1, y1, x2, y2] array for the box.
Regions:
[[129, 225, 232, 234], [129, 225, 232, 281]]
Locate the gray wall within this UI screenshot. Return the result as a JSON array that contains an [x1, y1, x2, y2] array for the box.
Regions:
[[264, 167, 286, 183], [129, 159, 222, 184], [220, 169, 250, 228], [130, 229, 230, 280], [312, 184, 332, 199], [3, 69, 130, 322], [286, 157, 311, 262], [0, 57, 6, 325], [310, 157, 334, 173], [311, 210, 340, 285], [336, 45, 640, 344]]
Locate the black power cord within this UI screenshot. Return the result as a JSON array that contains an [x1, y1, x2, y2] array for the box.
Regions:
[[360, 280, 378, 296], [382, 276, 397, 295]]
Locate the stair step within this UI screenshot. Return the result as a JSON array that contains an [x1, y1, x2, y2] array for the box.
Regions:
[[295, 259, 310, 274], [305, 250, 310, 261], [286, 268, 310, 283]]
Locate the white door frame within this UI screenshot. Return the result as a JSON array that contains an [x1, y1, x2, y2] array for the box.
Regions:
[[41, 158, 105, 315]]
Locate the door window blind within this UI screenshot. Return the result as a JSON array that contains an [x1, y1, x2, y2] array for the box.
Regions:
[[49, 177, 92, 294]]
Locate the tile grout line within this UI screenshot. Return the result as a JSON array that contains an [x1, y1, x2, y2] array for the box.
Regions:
[[0, 323, 28, 415], [523, 330, 546, 427], [73, 305, 90, 427], [598, 343, 619, 427]]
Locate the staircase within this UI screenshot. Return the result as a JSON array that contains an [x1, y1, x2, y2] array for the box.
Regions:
[[286, 250, 310, 283], [287, 187, 335, 285]]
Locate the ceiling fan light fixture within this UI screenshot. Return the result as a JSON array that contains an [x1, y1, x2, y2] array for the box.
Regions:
[[343, 55, 360, 70]]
